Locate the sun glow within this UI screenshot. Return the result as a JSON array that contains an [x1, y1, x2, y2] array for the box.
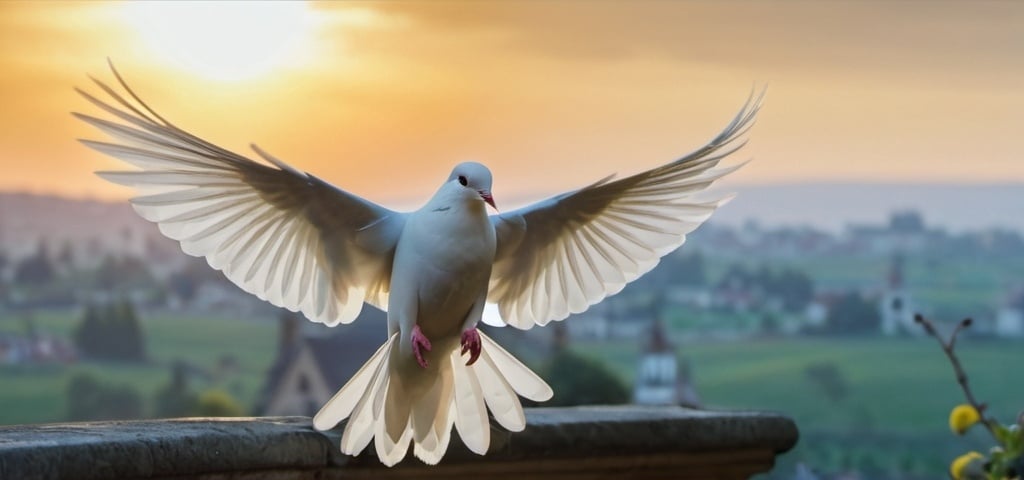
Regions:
[[121, 1, 318, 82]]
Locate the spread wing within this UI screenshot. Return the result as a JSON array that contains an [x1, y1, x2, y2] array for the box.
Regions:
[[487, 91, 762, 329], [75, 64, 405, 326]]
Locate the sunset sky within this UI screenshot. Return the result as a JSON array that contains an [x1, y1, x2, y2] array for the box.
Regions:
[[0, 1, 1021, 209]]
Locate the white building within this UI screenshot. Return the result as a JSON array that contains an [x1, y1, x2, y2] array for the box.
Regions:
[[995, 291, 1024, 338], [995, 308, 1023, 337], [879, 254, 919, 336], [633, 319, 700, 408]]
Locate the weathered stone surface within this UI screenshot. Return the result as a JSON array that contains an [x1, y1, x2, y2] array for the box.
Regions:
[[0, 406, 797, 479]]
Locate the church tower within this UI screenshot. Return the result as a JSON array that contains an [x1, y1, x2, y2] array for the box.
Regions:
[[633, 318, 700, 408], [880, 252, 917, 336]]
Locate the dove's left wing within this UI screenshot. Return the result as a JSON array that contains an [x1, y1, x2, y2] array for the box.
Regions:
[[488, 92, 762, 329], [76, 65, 405, 326]]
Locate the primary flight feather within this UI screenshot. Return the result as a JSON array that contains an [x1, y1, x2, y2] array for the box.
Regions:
[[76, 63, 762, 466]]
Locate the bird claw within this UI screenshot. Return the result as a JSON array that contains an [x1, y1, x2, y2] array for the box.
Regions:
[[460, 328, 482, 366], [411, 324, 432, 369]]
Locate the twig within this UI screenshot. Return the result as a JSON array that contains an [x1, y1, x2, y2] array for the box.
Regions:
[[913, 313, 998, 439]]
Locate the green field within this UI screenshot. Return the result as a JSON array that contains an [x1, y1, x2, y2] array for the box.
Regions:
[[575, 337, 1024, 477], [578, 337, 1023, 433], [2, 309, 1021, 476], [0, 309, 277, 425]]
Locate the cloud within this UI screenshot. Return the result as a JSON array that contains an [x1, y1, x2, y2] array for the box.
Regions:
[[367, 1, 1024, 89], [1, 1, 1024, 200]]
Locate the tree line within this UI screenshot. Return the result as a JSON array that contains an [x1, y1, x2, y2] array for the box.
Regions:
[[73, 300, 147, 362]]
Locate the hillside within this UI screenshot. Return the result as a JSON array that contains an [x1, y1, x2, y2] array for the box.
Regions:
[[708, 182, 1024, 233], [4, 182, 1023, 250]]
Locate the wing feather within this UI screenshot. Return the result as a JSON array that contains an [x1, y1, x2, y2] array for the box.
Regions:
[[489, 90, 762, 328], [77, 64, 405, 325]]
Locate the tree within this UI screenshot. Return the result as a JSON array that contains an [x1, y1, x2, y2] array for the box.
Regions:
[[195, 389, 245, 417], [21, 312, 38, 340], [66, 372, 143, 421], [823, 291, 881, 334], [539, 350, 630, 407], [94, 255, 153, 291], [760, 313, 781, 336], [66, 372, 103, 421], [803, 362, 849, 403], [715, 263, 815, 313], [72, 300, 147, 362], [13, 241, 55, 286], [753, 264, 774, 294], [717, 264, 753, 290], [167, 271, 198, 303], [154, 362, 199, 418], [73, 303, 99, 354], [167, 255, 228, 304], [770, 268, 814, 313], [673, 252, 707, 287], [115, 300, 147, 360], [56, 242, 75, 273]]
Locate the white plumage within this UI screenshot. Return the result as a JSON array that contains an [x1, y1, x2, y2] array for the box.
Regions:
[[76, 63, 761, 466]]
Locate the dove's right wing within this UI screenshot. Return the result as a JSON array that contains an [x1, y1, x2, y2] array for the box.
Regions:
[[76, 65, 405, 326], [488, 91, 762, 329]]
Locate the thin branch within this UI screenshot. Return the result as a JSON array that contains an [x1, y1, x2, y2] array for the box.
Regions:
[[913, 314, 998, 439]]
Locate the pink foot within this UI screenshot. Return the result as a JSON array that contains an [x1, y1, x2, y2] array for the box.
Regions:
[[460, 328, 482, 366], [411, 324, 432, 369]]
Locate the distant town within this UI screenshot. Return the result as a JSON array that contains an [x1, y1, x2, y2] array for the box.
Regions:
[[1, 191, 1022, 479], [2, 191, 1022, 414], [1, 191, 1022, 369]]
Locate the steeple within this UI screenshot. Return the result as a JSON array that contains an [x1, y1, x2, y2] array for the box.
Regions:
[[887, 252, 905, 290], [880, 250, 917, 336], [646, 317, 672, 354], [278, 310, 302, 355], [551, 321, 569, 353]]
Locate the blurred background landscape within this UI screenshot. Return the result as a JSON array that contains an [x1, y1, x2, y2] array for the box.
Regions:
[[1, 2, 1022, 479], [3, 188, 1022, 479]]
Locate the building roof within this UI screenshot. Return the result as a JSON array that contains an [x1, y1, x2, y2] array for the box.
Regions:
[[256, 307, 388, 414], [306, 312, 388, 388]]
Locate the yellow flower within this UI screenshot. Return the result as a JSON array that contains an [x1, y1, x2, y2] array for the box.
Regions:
[[949, 451, 984, 480], [949, 404, 981, 435]]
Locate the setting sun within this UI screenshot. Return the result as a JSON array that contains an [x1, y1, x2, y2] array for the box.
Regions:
[[120, 1, 317, 82]]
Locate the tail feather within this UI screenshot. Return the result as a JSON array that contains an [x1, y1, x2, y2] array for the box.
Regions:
[[479, 331, 553, 402], [383, 369, 413, 446], [313, 334, 395, 431], [375, 405, 413, 467], [339, 347, 390, 455], [412, 366, 454, 464], [412, 403, 455, 465], [318, 330, 553, 466], [451, 353, 490, 455], [411, 370, 444, 444], [413, 388, 454, 464], [473, 349, 526, 431]]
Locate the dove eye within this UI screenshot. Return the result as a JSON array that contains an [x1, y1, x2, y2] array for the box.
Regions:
[[458, 175, 468, 186]]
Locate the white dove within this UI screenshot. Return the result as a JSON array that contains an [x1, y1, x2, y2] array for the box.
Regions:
[[76, 64, 762, 466]]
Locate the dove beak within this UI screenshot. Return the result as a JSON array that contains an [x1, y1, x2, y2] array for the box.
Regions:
[[479, 190, 497, 210]]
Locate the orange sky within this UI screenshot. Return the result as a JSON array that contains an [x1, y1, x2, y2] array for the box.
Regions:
[[0, 1, 1021, 209]]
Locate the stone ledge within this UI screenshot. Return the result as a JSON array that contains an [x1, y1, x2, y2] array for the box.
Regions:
[[0, 406, 798, 479]]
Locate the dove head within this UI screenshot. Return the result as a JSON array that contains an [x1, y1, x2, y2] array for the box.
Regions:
[[448, 161, 496, 210]]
